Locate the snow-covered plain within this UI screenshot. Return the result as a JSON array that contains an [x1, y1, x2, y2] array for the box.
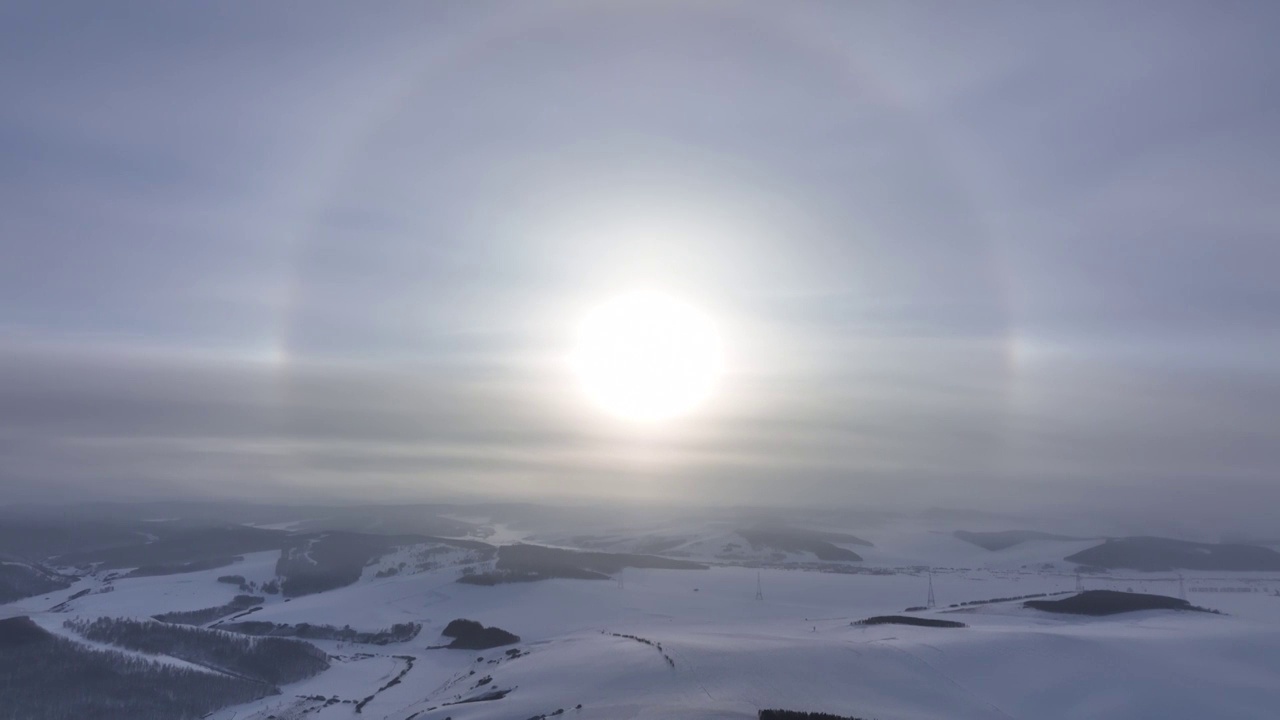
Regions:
[[5, 528, 1280, 720]]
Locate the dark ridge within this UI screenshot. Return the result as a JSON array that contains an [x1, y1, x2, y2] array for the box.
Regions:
[[55, 524, 291, 570], [124, 555, 241, 578], [1065, 537, 1280, 571], [497, 544, 708, 574], [745, 526, 874, 547], [0, 519, 135, 561], [275, 532, 424, 597], [0, 560, 73, 603], [1024, 590, 1213, 616], [759, 711, 866, 720], [736, 529, 865, 561], [460, 544, 707, 584], [853, 615, 967, 628], [946, 590, 1072, 609], [953, 530, 1087, 551], [273, 533, 496, 597], [419, 535, 498, 552], [458, 568, 610, 585]]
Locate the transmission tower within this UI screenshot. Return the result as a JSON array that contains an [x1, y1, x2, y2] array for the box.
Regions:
[[754, 572, 764, 601], [926, 572, 936, 609], [1178, 574, 1186, 600], [1075, 573, 1084, 592]]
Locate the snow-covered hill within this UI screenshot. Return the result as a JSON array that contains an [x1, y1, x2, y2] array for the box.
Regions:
[[5, 513, 1280, 720], [5, 550, 1278, 719]]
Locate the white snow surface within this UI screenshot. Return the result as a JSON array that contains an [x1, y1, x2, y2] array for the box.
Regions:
[[4, 534, 1280, 719]]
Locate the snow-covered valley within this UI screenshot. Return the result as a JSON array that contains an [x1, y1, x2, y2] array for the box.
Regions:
[[5, 515, 1280, 720]]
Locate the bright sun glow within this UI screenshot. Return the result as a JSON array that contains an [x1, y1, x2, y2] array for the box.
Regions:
[[571, 291, 723, 422]]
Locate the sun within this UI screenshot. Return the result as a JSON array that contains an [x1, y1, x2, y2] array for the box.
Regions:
[[571, 291, 724, 422]]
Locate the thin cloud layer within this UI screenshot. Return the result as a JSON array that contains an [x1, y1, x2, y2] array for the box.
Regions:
[[2, 2, 1279, 525]]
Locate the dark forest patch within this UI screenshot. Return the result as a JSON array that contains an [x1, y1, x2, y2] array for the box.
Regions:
[[0, 616, 49, 646], [67, 616, 329, 684], [757, 707, 870, 712], [1024, 590, 1216, 616], [125, 555, 241, 577], [1065, 537, 1280, 571], [0, 561, 72, 603], [276, 532, 416, 597], [154, 594, 263, 625], [737, 527, 869, 561], [56, 524, 290, 570], [222, 620, 420, 644], [853, 615, 967, 628], [440, 619, 520, 649], [461, 544, 707, 585], [1, 616, 275, 720]]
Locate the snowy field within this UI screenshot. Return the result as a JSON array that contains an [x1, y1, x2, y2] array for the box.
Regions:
[[5, 531, 1280, 720]]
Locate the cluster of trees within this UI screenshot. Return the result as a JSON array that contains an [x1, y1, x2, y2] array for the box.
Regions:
[[48, 587, 91, 612], [752, 707, 865, 712], [123, 556, 239, 578], [0, 616, 272, 720], [153, 594, 263, 626], [1025, 589, 1217, 616], [852, 616, 967, 629], [220, 620, 421, 645], [606, 632, 676, 667], [54, 525, 290, 570], [275, 533, 410, 597], [947, 590, 1071, 608], [0, 561, 71, 603], [216, 574, 259, 592], [354, 655, 416, 713], [65, 616, 329, 684], [496, 544, 707, 576], [737, 528, 865, 562], [441, 619, 520, 649], [524, 707, 574, 720], [458, 568, 604, 585]]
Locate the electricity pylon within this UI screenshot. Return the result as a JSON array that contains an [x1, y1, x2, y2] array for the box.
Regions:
[[754, 572, 764, 601], [926, 572, 936, 609]]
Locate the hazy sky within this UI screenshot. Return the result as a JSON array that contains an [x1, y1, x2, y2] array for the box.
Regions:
[[3, 2, 1279, 523]]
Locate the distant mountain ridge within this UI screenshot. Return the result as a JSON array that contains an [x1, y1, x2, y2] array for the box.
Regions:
[[1066, 537, 1280, 571], [954, 530, 1089, 551], [737, 526, 871, 562]]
